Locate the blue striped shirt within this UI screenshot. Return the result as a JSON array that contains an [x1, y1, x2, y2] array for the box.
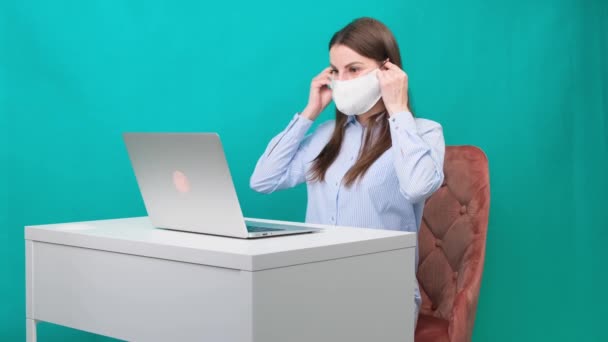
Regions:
[[250, 110, 445, 313]]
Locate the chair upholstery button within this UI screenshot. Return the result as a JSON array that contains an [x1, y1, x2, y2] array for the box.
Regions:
[[435, 240, 442, 248], [431, 303, 438, 311], [460, 205, 467, 215], [453, 272, 458, 281]]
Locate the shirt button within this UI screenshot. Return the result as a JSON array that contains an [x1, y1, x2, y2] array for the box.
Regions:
[[335, 181, 339, 186], [330, 216, 335, 222]]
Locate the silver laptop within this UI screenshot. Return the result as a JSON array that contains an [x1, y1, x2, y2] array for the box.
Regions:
[[123, 133, 320, 239]]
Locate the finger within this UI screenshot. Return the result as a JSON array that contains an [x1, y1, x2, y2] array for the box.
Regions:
[[385, 62, 408, 78], [377, 68, 396, 81], [315, 75, 332, 83], [382, 67, 405, 81], [377, 72, 392, 88], [312, 78, 331, 88], [383, 61, 400, 70], [312, 68, 331, 82], [378, 66, 391, 74], [380, 58, 390, 70], [320, 66, 333, 76], [315, 68, 333, 80]]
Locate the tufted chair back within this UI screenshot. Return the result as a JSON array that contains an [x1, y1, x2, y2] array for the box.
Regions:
[[415, 146, 490, 342]]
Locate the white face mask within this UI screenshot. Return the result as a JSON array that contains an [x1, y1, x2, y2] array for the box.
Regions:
[[330, 68, 382, 116]]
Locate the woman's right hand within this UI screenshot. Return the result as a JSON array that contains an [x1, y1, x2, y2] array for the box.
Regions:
[[301, 67, 333, 121]]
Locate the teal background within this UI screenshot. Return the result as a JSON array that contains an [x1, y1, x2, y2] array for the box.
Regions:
[[1, 0, 607, 341]]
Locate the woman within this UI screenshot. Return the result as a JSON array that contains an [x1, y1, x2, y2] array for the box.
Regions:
[[250, 17, 445, 325]]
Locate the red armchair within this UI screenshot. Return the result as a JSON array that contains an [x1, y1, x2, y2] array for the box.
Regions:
[[415, 146, 490, 342]]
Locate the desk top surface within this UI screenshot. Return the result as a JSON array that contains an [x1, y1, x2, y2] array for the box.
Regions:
[[25, 217, 416, 271]]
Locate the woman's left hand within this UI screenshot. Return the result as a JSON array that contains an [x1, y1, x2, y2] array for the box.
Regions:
[[377, 60, 409, 115]]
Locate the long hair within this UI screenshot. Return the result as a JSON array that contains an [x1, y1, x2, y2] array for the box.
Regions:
[[309, 17, 412, 187]]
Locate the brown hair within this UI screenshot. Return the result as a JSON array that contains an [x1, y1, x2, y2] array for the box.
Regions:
[[309, 17, 411, 187]]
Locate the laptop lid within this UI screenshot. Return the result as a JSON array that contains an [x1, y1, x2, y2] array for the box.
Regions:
[[123, 133, 250, 238]]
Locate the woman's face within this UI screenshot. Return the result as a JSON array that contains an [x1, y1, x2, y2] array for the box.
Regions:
[[329, 44, 381, 81]]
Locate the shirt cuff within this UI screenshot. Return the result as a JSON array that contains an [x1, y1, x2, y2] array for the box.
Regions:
[[283, 112, 314, 140], [296, 112, 314, 125], [387, 111, 417, 133]]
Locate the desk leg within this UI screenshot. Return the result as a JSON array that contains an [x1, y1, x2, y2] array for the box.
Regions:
[[26, 240, 36, 342], [26, 318, 37, 342]]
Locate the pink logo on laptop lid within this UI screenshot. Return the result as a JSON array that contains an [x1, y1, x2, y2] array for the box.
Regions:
[[173, 170, 191, 193]]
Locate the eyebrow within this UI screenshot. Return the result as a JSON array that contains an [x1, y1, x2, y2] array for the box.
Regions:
[[330, 62, 364, 69]]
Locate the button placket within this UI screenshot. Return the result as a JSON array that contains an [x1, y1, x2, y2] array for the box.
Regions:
[[333, 179, 341, 224]]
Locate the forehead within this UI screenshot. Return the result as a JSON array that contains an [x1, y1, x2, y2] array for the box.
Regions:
[[329, 44, 376, 67]]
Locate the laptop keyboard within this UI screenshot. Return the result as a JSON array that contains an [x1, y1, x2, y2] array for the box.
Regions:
[[246, 225, 284, 233]]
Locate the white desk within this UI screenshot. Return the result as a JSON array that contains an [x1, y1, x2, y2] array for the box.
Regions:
[[25, 217, 416, 341]]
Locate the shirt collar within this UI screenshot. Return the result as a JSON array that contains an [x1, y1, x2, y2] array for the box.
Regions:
[[342, 112, 386, 127], [343, 115, 357, 127]]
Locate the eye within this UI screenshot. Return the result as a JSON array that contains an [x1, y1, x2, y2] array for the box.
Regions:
[[349, 67, 359, 73], [329, 69, 337, 74]]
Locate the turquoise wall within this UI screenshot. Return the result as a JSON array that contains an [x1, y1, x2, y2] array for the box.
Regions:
[[1, 0, 606, 340]]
